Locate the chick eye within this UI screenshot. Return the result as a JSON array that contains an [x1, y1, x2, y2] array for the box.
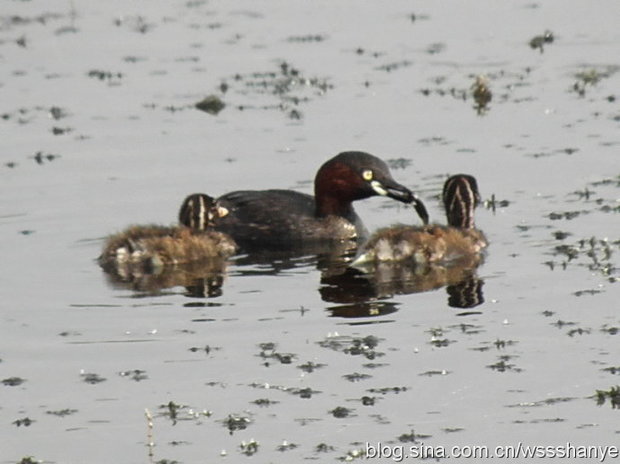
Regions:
[[362, 169, 373, 181]]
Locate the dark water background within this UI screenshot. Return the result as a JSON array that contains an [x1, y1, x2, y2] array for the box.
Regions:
[[2, 1, 619, 462]]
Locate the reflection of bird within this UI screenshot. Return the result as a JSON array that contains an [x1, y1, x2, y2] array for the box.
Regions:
[[324, 253, 483, 300], [352, 174, 487, 266], [214, 151, 428, 250], [102, 259, 229, 296], [99, 193, 237, 277], [447, 276, 485, 310]]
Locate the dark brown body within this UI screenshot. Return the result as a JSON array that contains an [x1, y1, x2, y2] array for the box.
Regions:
[[214, 151, 427, 250]]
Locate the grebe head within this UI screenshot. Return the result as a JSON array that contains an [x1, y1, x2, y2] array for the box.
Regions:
[[179, 193, 229, 231], [314, 151, 428, 224], [442, 174, 480, 229]]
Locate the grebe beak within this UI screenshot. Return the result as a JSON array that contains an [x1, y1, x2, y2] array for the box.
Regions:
[[411, 195, 429, 225], [216, 205, 230, 218], [370, 180, 429, 225], [370, 179, 413, 203]]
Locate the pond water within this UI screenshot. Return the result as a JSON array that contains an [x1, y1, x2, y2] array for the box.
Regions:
[[2, 1, 619, 463]]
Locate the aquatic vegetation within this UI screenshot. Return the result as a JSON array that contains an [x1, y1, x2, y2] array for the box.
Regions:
[[487, 355, 521, 373], [276, 440, 298, 451], [429, 337, 452, 347], [118, 369, 148, 381], [600, 325, 619, 335], [4, 147, 60, 168], [224, 414, 251, 434], [80, 372, 106, 384], [386, 158, 412, 170], [528, 30, 554, 53], [594, 386, 620, 409], [46, 408, 78, 417], [188, 344, 221, 355], [567, 327, 591, 337], [286, 34, 326, 43], [552, 230, 571, 240], [548, 210, 586, 220], [17, 457, 40, 464], [506, 397, 576, 408], [251, 398, 279, 407], [13, 417, 35, 427], [2, 376, 25, 386], [194, 95, 225, 115], [113, 15, 153, 34], [257, 342, 296, 365], [32, 151, 60, 164], [367, 386, 409, 395], [0, 12, 65, 31], [419, 68, 532, 113], [363, 362, 387, 369], [571, 66, 619, 96], [375, 60, 413, 72], [471, 75, 492, 115], [216, 61, 333, 119], [330, 406, 354, 418], [160, 401, 181, 424], [494, 339, 517, 349], [247, 381, 321, 398], [398, 429, 432, 442], [549, 236, 619, 283], [156, 401, 211, 425], [297, 361, 326, 373], [339, 447, 365, 461], [408, 12, 429, 22], [294, 387, 318, 399], [551, 319, 577, 329], [239, 439, 259, 456], [51, 126, 72, 135], [419, 370, 449, 377], [86, 69, 123, 83], [4, 108, 53, 131], [144, 409, 154, 460], [425, 42, 445, 55], [361, 396, 376, 406], [315, 443, 336, 453], [342, 372, 372, 382], [427, 327, 455, 347], [453, 322, 485, 335], [49, 106, 69, 119], [318, 334, 384, 360]]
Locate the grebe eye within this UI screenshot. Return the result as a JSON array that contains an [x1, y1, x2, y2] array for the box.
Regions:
[[362, 169, 373, 181]]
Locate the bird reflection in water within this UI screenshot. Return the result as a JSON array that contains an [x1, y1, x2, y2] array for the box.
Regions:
[[320, 254, 485, 318], [101, 258, 229, 298]]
